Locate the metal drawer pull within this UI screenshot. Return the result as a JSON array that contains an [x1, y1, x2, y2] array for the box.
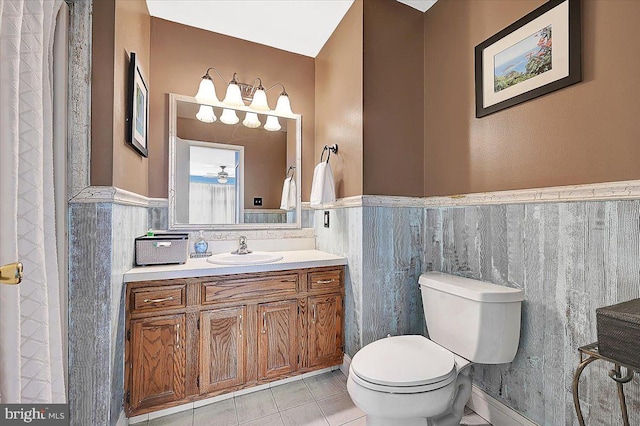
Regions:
[[239, 314, 243, 337], [312, 304, 316, 323], [143, 296, 175, 303], [316, 279, 335, 284], [262, 312, 267, 334], [153, 241, 172, 248]]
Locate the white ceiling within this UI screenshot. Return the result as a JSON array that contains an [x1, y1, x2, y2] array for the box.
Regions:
[[146, 0, 437, 58]]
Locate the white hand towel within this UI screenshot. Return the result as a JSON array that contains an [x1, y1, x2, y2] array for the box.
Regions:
[[286, 177, 297, 210], [310, 161, 336, 207], [280, 177, 292, 210]]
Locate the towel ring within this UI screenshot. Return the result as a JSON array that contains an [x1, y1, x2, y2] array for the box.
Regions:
[[320, 144, 339, 164]]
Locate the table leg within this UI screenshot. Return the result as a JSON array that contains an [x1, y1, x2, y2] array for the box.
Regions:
[[572, 356, 597, 426], [612, 364, 630, 426]]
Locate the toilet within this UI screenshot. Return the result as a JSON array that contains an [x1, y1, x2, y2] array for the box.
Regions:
[[347, 271, 524, 426]]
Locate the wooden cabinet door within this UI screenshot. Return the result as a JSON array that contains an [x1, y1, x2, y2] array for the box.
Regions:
[[129, 314, 186, 412], [258, 300, 298, 380], [200, 306, 246, 393], [308, 294, 343, 368]]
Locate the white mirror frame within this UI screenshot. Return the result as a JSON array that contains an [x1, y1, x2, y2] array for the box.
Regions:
[[168, 93, 302, 230]]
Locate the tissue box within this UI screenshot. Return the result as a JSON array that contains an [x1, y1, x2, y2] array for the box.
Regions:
[[596, 298, 640, 369], [135, 233, 189, 266]]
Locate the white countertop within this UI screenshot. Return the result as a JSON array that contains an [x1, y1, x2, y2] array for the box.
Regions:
[[124, 249, 347, 282]]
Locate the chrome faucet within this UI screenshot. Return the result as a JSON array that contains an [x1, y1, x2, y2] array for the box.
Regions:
[[233, 236, 252, 255]]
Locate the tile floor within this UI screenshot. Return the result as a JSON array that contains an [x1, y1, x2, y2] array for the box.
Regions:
[[140, 370, 490, 426]]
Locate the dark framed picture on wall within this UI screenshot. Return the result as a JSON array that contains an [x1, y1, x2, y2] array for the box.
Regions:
[[475, 0, 581, 118], [127, 52, 149, 157]]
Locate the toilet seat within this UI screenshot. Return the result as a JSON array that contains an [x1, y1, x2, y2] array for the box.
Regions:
[[350, 335, 457, 394]]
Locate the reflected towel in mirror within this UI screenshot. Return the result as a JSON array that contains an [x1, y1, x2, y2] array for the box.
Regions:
[[280, 176, 297, 211], [310, 162, 336, 207]]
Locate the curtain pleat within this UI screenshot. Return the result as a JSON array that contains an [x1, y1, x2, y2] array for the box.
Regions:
[[0, 0, 65, 403]]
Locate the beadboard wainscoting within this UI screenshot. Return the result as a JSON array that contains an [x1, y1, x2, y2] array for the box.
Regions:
[[313, 188, 640, 426], [424, 201, 640, 425], [69, 201, 148, 426], [314, 206, 426, 357], [315, 207, 364, 357]]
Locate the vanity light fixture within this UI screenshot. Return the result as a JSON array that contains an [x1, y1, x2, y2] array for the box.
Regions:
[[194, 67, 294, 128], [196, 105, 216, 123], [242, 112, 261, 129], [195, 67, 223, 103], [222, 73, 245, 107], [217, 166, 229, 184], [264, 115, 281, 132], [220, 108, 239, 125]]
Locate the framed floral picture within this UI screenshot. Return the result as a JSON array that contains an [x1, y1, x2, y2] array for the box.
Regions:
[[475, 0, 581, 118], [127, 52, 149, 157]]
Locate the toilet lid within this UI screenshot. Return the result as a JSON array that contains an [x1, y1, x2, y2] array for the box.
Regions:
[[351, 335, 455, 387]]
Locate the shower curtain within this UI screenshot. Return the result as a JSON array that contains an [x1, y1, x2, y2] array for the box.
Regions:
[[0, 0, 66, 403], [189, 182, 237, 224]]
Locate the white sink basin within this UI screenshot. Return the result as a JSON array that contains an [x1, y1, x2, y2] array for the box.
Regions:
[[206, 251, 283, 265]]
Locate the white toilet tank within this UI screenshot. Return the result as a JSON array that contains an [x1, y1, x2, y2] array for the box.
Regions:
[[419, 272, 524, 364]]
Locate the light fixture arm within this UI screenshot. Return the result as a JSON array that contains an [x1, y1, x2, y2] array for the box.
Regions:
[[265, 82, 288, 96], [203, 67, 226, 83]]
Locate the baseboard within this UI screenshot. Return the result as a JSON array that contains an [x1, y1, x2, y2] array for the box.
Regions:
[[115, 410, 128, 426], [341, 353, 351, 377], [466, 385, 537, 426]]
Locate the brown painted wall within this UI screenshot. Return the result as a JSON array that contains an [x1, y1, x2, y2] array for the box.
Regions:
[[112, 0, 150, 196], [315, 0, 364, 198], [149, 18, 315, 199], [90, 0, 115, 187], [90, 0, 150, 196], [177, 117, 287, 209], [424, 0, 640, 196], [363, 0, 424, 196]]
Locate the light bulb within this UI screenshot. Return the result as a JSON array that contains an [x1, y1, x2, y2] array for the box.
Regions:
[[195, 77, 218, 103], [275, 93, 293, 115], [220, 108, 239, 125], [264, 115, 281, 132], [223, 82, 244, 106], [242, 112, 261, 129], [195, 105, 216, 123], [249, 88, 270, 111]]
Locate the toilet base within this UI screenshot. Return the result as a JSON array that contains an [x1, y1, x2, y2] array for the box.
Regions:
[[348, 367, 473, 426], [365, 416, 430, 426]]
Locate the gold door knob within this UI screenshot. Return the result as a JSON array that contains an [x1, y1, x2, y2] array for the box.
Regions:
[[0, 262, 23, 285]]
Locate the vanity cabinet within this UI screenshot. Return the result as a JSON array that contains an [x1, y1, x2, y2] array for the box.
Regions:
[[258, 300, 299, 380], [125, 266, 344, 416], [308, 294, 343, 368], [199, 306, 246, 393], [128, 314, 186, 412]]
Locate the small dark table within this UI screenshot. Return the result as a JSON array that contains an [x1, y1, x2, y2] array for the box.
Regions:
[[573, 342, 639, 426]]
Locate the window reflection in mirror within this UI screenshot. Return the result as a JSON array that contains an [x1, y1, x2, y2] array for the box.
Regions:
[[169, 94, 301, 230]]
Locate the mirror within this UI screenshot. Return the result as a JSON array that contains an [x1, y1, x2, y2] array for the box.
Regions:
[[168, 93, 301, 230]]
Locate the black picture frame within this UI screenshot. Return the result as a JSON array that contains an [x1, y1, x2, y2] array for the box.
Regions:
[[127, 52, 149, 157], [475, 0, 581, 118]]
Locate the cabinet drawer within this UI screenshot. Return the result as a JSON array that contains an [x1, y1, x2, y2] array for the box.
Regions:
[[202, 274, 298, 304], [131, 285, 186, 312], [308, 269, 342, 293]]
